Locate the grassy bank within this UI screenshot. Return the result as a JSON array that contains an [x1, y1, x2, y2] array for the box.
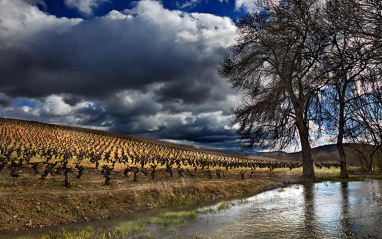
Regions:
[[38, 201, 252, 239], [0, 165, 297, 234], [0, 165, 379, 235]]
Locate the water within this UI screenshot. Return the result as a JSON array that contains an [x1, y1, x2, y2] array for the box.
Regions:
[[3, 181, 382, 238], [183, 181, 382, 239]]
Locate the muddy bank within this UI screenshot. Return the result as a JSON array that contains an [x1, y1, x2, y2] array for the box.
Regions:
[[0, 170, 301, 234], [3, 166, 379, 235]]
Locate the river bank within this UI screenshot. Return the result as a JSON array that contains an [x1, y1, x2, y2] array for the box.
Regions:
[[0, 166, 380, 235]]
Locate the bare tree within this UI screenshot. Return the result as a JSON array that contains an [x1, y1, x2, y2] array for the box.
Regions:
[[219, 0, 330, 180], [320, 0, 374, 178], [352, 0, 382, 55], [340, 0, 382, 173]]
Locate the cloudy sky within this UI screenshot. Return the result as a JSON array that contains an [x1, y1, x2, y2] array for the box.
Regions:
[[0, 0, 262, 153]]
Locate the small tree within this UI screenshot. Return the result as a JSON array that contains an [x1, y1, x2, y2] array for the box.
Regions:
[[341, 0, 382, 173], [219, 0, 330, 180], [347, 80, 382, 172]]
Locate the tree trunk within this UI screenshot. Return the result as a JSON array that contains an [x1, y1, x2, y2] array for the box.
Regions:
[[297, 120, 316, 180], [337, 118, 349, 178], [360, 154, 368, 172], [366, 155, 373, 173], [337, 143, 349, 178], [337, 91, 349, 178]]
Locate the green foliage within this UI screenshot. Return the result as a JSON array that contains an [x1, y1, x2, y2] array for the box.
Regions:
[[217, 201, 235, 211]]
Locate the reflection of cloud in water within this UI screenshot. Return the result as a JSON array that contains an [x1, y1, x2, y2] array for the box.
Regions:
[[180, 181, 382, 239]]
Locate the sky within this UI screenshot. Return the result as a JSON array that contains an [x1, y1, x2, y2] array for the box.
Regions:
[[0, 0, 266, 153]]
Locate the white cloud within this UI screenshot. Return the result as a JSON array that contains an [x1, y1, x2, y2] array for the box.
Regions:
[[127, 110, 231, 133], [178, 0, 200, 9], [176, 12, 236, 49], [21, 106, 32, 113], [39, 95, 95, 117], [125, 0, 236, 49], [160, 139, 204, 148], [235, 0, 279, 12], [125, 0, 183, 23], [235, 0, 258, 12], [64, 0, 109, 15], [0, 0, 81, 46], [43, 95, 72, 115], [9, 95, 95, 117], [105, 10, 133, 20], [1, 94, 111, 127]]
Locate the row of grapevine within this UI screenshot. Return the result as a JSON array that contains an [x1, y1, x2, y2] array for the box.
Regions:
[[0, 118, 339, 187]]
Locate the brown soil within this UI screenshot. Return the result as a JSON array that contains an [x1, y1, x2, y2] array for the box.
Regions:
[[0, 166, 302, 233]]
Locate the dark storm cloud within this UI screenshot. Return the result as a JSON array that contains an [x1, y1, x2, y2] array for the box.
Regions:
[[0, 1, 236, 101], [0, 20, 193, 97], [158, 77, 215, 104], [0, 95, 11, 107], [61, 94, 89, 106], [0, 0, 243, 152], [109, 110, 241, 151]]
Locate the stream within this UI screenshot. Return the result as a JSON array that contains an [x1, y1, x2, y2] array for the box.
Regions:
[[2, 180, 382, 238]]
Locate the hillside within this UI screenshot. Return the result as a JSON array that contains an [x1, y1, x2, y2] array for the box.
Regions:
[[260, 143, 379, 169], [0, 117, 350, 163], [0, 117, 274, 163], [0, 117, 311, 185], [0, 117, 378, 235]]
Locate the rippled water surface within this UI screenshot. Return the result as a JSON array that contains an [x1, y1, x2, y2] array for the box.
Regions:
[[182, 181, 382, 239], [4, 180, 382, 239]]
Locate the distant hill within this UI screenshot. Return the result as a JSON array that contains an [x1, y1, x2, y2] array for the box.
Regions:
[[259, 144, 344, 159], [291, 144, 338, 155], [256, 151, 288, 157], [258, 143, 376, 167]]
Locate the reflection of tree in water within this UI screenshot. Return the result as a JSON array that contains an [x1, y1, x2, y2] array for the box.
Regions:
[[340, 182, 382, 238], [302, 183, 319, 238], [339, 182, 354, 238]]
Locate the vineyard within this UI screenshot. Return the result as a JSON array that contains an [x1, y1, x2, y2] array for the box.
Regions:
[[0, 118, 340, 188]]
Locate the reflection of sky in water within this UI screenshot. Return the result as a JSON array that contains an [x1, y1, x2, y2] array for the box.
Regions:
[[180, 181, 382, 239]]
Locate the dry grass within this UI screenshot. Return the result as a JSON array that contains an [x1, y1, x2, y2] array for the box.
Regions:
[[0, 165, 302, 233]]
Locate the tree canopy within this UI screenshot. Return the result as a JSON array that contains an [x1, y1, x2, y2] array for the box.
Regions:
[[220, 0, 382, 178]]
